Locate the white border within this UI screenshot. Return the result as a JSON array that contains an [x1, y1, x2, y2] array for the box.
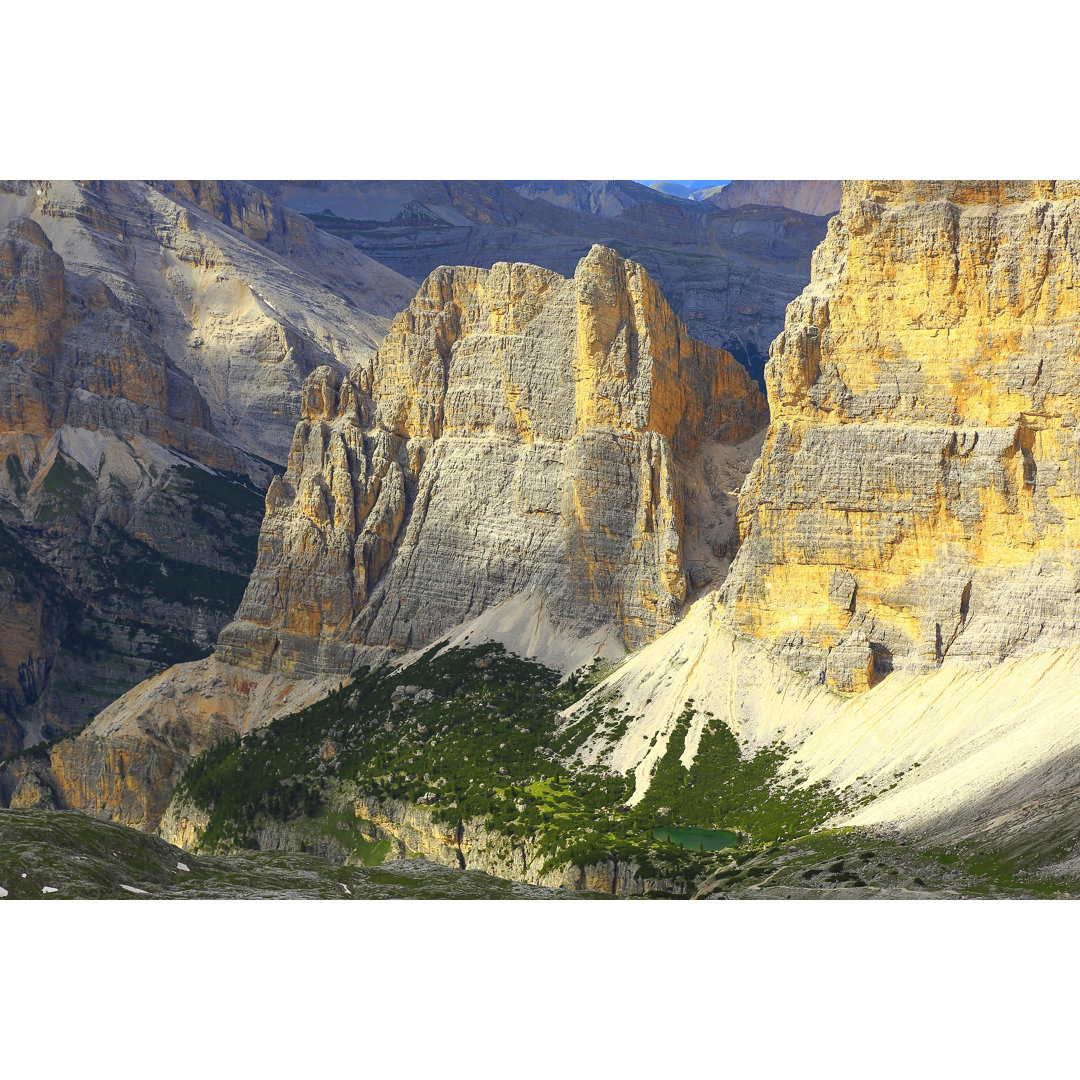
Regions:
[[5, 0, 1076, 1068]]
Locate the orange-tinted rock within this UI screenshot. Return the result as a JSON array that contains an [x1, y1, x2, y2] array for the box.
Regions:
[[218, 246, 768, 678], [722, 180, 1080, 685]]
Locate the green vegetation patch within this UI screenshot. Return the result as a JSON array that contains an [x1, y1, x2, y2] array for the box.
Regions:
[[692, 829, 1080, 899], [99, 526, 249, 613], [165, 464, 264, 570], [635, 703, 848, 845], [5, 454, 28, 500], [171, 644, 858, 891], [34, 454, 96, 523], [174, 642, 632, 856], [0, 517, 60, 600], [0, 513, 212, 754]]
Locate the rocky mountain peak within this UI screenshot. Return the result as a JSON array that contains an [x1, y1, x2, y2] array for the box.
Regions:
[[702, 180, 842, 216], [216, 246, 768, 678]]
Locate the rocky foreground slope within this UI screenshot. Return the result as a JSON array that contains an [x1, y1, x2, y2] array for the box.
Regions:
[[0, 181, 416, 752], [0, 807, 596, 899]]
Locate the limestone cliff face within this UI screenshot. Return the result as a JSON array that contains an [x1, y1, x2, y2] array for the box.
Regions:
[[0, 181, 416, 751], [721, 180, 1080, 687], [159, 789, 686, 896], [0, 656, 340, 830], [0, 179, 416, 479], [218, 246, 767, 678], [506, 180, 679, 218], [0, 211, 240, 474]]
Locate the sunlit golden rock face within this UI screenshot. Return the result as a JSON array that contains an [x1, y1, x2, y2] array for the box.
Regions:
[[721, 180, 1080, 687], [218, 245, 768, 678], [0, 210, 242, 477]]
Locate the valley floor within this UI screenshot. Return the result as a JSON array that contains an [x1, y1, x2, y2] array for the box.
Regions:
[[9, 618, 1080, 900], [3, 807, 1076, 900]]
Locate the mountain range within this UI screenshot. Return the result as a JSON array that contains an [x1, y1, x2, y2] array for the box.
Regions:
[[257, 180, 831, 385], [5, 179, 1080, 900]]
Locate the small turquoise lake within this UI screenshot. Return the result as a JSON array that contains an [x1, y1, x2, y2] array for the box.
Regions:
[[652, 826, 742, 852]]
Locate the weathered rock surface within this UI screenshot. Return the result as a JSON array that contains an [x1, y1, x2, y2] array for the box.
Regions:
[[561, 588, 1080, 864], [343, 794, 678, 894], [0, 181, 416, 751], [721, 180, 1080, 685], [158, 787, 685, 896], [0, 807, 600, 899], [1, 656, 340, 829], [701, 180, 843, 217], [505, 179, 686, 218], [218, 245, 767, 678], [256, 179, 830, 385], [1, 180, 415, 466]]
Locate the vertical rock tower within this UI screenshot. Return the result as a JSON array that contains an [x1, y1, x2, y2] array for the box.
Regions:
[[721, 181, 1080, 689], [218, 245, 768, 677]]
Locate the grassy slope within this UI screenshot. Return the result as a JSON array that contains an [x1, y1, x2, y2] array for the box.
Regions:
[[164, 639, 1080, 898], [172, 643, 861, 892]]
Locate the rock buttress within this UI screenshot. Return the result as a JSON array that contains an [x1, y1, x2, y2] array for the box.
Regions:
[[721, 180, 1080, 687], [217, 245, 768, 677]]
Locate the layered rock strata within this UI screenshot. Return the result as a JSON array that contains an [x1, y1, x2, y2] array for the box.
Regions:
[[6, 245, 766, 827], [720, 180, 1080, 688], [0, 180, 415, 466], [506, 179, 686, 218], [0, 657, 340, 829], [563, 589, 1080, 863], [0, 181, 416, 750], [158, 790, 686, 896], [219, 245, 768, 679]]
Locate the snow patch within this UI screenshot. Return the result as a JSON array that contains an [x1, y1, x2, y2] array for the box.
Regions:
[[120, 884, 149, 895], [255, 292, 280, 315], [166, 448, 218, 475], [41, 886, 58, 895], [0, 886, 8, 898], [176, 862, 190, 872]]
